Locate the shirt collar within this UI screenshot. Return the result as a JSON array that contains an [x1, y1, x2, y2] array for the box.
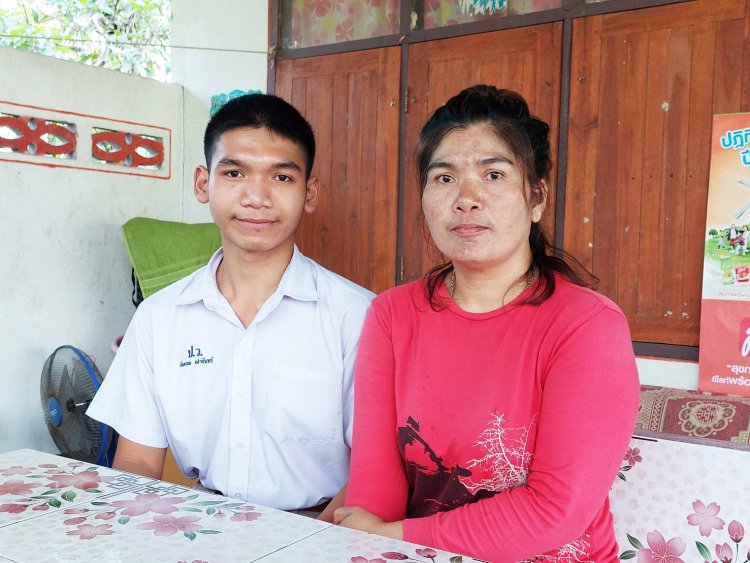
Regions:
[[175, 245, 319, 306]]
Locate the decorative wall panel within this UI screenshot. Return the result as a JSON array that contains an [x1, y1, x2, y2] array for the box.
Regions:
[[0, 100, 171, 179]]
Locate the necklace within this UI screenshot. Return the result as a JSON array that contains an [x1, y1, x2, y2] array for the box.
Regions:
[[447, 266, 536, 298]]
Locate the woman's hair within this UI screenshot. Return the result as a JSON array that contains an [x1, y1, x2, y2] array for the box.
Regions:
[[416, 84, 593, 307]]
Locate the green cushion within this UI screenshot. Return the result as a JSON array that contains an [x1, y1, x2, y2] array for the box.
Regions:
[[121, 217, 222, 299]]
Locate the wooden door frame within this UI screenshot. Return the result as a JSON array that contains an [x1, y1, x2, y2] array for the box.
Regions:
[[268, 0, 699, 361]]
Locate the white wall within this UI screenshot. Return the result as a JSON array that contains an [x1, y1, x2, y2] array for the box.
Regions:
[[637, 357, 699, 390], [0, 48, 184, 452], [171, 0, 269, 223]]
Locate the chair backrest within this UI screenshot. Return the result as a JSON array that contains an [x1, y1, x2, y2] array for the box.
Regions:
[[121, 217, 222, 301]]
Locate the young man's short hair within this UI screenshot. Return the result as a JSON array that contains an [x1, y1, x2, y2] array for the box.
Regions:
[[203, 93, 316, 177]]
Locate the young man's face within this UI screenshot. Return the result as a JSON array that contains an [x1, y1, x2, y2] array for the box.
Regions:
[[194, 126, 319, 259]]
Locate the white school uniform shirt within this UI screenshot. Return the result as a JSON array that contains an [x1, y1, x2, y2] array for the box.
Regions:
[[88, 246, 374, 510]]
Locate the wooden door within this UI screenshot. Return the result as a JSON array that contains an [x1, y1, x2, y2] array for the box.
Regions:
[[402, 24, 563, 282], [565, 0, 750, 345], [276, 48, 401, 294]]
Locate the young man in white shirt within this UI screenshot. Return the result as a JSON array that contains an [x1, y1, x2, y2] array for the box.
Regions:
[[87, 94, 374, 522]]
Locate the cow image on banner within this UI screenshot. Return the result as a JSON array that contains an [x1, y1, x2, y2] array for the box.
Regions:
[[700, 113, 750, 397]]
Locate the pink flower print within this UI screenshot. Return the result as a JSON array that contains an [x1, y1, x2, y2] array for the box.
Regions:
[[729, 520, 745, 543], [335, 21, 354, 42], [0, 480, 38, 496], [0, 503, 27, 514], [624, 447, 643, 465], [64, 517, 87, 525], [66, 523, 114, 540], [95, 511, 116, 520], [136, 514, 201, 537], [687, 500, 726, 537], [110, 493, 185, 516], [350, 558, 386, 563], [64, 508, 89, 514], [716, 542, 733, 563], [309, 0, 332, 17], [0, 465, 34, 476], [32, 503, 50, 511], [636, 530, 686, 563], [230, 510, 261, 522], [47, 471, 101, 490], [416, 548, 437, 558]]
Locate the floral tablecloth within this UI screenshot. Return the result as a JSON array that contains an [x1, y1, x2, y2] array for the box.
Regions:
[[0, 449, 472, 563], [610, 435, 750, 563]]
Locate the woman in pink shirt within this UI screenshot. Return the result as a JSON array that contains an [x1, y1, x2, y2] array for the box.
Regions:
[[334, 85, 640, 562]]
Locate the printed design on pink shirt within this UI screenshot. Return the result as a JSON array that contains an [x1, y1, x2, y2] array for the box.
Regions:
[[521, 530, 592, 563], [461, 413, 535, 495], [397, 416, 497, 518], [462, 413, 592, 562], [398, 413, 593, 562]]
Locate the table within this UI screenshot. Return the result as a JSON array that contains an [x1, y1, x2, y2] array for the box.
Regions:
[[0, 449, 473, 562]]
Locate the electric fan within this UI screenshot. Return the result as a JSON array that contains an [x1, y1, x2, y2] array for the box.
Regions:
[[40, 345, 115, 466]]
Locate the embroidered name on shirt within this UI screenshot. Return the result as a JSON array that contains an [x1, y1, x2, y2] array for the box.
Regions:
[[179, 345, 214, 367]]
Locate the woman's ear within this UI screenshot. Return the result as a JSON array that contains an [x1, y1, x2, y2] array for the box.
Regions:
[[531, 180, 548, 223]]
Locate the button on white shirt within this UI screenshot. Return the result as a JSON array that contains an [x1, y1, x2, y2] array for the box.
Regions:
[[88, 246, 373, 510]]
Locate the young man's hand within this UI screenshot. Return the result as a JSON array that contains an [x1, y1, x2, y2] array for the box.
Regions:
[[317, 483, 347, 522]]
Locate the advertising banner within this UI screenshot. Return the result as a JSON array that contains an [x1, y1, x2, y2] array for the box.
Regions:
[[700, 113, 750, 396]]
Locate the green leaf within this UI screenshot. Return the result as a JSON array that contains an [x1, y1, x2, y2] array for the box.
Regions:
[[190, 501, 225, 506], [181, 507, 202, 512], [61, 490, 77, 502], [91, 501, 109, 506], [184, 531, 196, 541], [197, 530, 221, 534], [118, 516, 130, 525], [621, 465, 632, 472], [48, 498, 62, 508], [206, 507, 215, 515], [183, 494, 199, 500], [41, 490, 57, 495], [627, 534, 643, 550], [449, 557, 463, 563], [85, 489, 101, 493], [620, 550, 636, 560], [696, 541, 711, 560], [618, 472, 626, 481]]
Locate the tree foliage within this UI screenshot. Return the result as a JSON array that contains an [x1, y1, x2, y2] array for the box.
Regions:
[[0, 0, 170, 79]]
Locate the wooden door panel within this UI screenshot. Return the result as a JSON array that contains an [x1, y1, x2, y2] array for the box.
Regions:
[[403, 23, 563, 282], [565, 0, 750, 346], [276, 48, 400, 293]]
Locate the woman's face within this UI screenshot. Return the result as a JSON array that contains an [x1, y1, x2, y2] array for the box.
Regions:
[[422, 123, 545, 271]]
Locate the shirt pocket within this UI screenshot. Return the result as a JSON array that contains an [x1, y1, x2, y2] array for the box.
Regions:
[[263, 364, 340, 442]]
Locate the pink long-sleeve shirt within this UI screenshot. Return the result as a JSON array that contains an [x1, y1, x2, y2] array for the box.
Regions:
[[346, 276, 639, 562]]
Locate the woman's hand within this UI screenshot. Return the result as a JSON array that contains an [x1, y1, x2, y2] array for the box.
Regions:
[[333, 506, 404, 540]]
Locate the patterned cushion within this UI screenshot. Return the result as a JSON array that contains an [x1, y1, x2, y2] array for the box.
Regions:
[[637, 385, 750, 444]]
